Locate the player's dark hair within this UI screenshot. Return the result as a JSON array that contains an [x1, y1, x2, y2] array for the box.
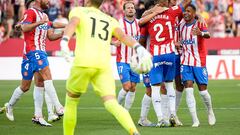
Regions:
[[123, 1, 135, 10], [145, 0, 155, 10], [154, 0, 168, 4], [91, 0, 103, 7], [188, 4, 197, 12], [26, 0, 34, 9]]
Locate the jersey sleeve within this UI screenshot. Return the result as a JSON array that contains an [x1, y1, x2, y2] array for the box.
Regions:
[[69, 7, 82, 20], [21, 9, 36, 24], [168, 5, 185, 19], [140, 25, 148, 39], [111, 18, 120, 35]]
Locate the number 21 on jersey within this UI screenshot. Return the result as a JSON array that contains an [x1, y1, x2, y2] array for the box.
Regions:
[[154, 21, 173, 42]]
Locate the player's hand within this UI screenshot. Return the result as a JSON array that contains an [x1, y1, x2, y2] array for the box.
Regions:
[[111, 39, 121, 47], [192, 27, 201, 36], [15, 23, 22, 31], [151, 5, 168, 14], [134, 44, 153, 73], [175, 41, 182, 52], [197, 15, 208, 28], [60, 38, 72, 63], [38, 15, 48, 25]]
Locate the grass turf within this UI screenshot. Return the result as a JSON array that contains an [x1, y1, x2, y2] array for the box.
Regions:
[[0, 80, 239, 135]]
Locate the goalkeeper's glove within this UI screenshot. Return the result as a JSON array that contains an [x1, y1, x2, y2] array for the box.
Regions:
[[60, 36, 72, 63], [133, 43, 153, 73]]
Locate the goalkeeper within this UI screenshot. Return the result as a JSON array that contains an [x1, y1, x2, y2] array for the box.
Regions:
[[60, 0, 152, 135]]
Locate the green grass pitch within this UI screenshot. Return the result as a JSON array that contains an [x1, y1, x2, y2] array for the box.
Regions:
[[0, 80, 240, 135]]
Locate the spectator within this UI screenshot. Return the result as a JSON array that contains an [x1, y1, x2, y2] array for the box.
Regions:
[[47, 3, 59, 21], [0, 21, 7, 43], [208, 8, 225, 38], [53, 11, 68, 34], [217, 0, 228, 12], [225, 12, 236, 37], [5, 0, 14, 40], [136, 0, 145, 19], [204, 0, 214, 12], [100, 0, 123, 19], [12, 0, 25, 25], [198, 1, 210, 21], [233, 0, 240, 36]]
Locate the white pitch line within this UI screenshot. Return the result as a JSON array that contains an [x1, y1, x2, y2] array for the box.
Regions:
[[13, 107, 240, 110]]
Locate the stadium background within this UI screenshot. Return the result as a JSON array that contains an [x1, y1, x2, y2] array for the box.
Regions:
[[0, 0, 240, 135]]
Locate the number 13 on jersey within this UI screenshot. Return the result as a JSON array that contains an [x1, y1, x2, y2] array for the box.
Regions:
[[90, 17, 109, 41]]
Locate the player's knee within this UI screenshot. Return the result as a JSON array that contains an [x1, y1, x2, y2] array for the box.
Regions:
[[198, 84, 207, 91], [160, 87, 167, 94], [122, 83, 131, 91], [184, 81, 193, 88], [20, 86, 29, 92], [129, 86, 136, 92], [145, 87, 151, 96], [103, 98, 119, 111], [35, 81, 44, 87]]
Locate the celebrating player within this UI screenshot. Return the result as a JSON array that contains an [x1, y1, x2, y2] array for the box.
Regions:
[[179, 4, 216, 127], [60, 0, 152, 135], [115, 1, 140, 111], [14, 0, 65, 124], [139, 0, 191, 127], [4, 0, 64, 126]]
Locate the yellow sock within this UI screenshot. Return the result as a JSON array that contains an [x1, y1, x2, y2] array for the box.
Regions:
[[104, 99, 139, 135], [63, 95, 79, 135]]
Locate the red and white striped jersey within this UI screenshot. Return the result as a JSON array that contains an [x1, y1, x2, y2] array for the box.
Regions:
[[116, 17, 140, 63], [179, 19, 208, 67], [21, 8, 52, 56], [142, 5, 184, 56], [174, 16, 182, 55]]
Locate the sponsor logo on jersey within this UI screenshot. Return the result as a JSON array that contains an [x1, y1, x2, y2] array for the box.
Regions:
[[181, 39, 196, 45], [38, 24, 51, 30], [202, 68, 208, 77], [154, 61, 173, 68]]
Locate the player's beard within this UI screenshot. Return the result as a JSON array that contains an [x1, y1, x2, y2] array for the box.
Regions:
[[126, 13, 134, 18], [184, 14, 191, 22]]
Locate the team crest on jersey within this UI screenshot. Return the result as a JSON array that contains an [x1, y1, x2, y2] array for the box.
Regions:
[[202, 68, 207, 77], [24, 72, 28, 76], [38, 60, 43, 65]]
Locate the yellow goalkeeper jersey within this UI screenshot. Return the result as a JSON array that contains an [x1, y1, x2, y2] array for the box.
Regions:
[[69, 7, 120, 68]]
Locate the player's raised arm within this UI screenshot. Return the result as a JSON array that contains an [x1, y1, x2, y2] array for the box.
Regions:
[[62, 17, 80, 40], [21, 20, 48, 32], [21, 14, 48, 32], [47, 28, 63, 41], [59, 16, 80, 62], [113, 27, 138, 47], [192, 27, 210, 39], [181, 0, 192, 9], [52, 22, 67, 29], [139, 5, 167, 26], [113, 27, 153, 73]]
